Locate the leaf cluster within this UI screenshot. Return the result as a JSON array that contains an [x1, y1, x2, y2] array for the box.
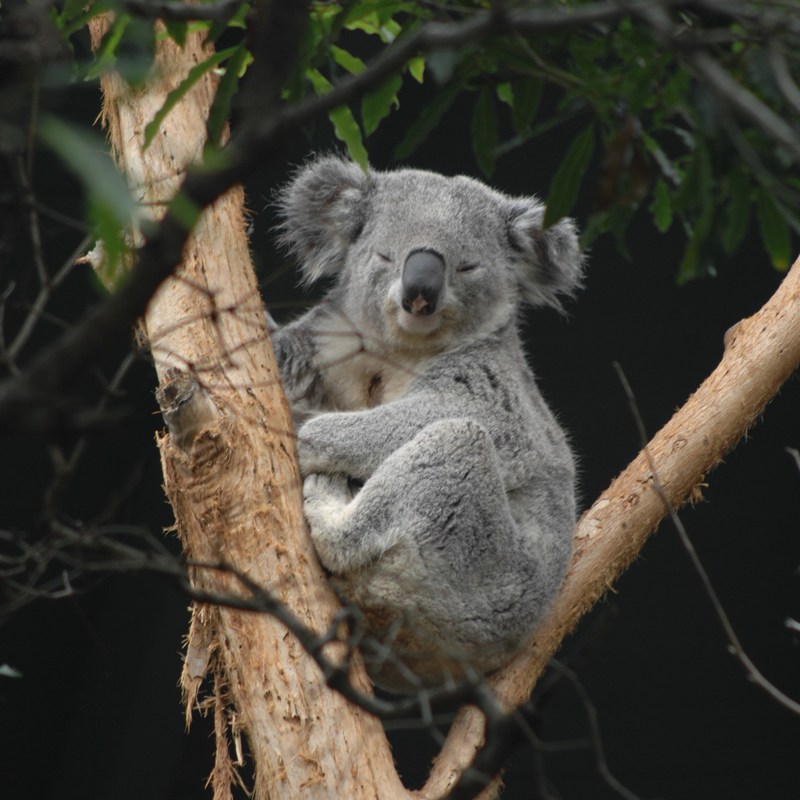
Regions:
[[40, 0, 800, 283]]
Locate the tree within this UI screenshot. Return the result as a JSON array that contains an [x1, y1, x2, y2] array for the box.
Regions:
[[1, 2, 799, 799]]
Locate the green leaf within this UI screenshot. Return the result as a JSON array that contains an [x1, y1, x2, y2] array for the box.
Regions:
[[395, 80, 464, 160], [756, 188, 792, 271], [39, 116, 138, 291], [512, 78, 542, 134], [205, 42, 250, 153], [163, 20, 188, 47], [496, 82, 513, 107], [169, 191, 203, 232], [673, 141, 711, 213], [721, 161, 751, 255], [579, 209, 611, 250], [649, 179, 673, 233], [55, 0, 88, 27], [346, 10, 402, 42], [330, 45, 367, 76], [472, 86, 498, 177], [677, 225, 708, 284], [90, 207, 131, 292], [38, 115, 134, 225], [207, 1, 248, 42], [307, 69, 369, 173], [342, 1, 417, 29], [543, 123, 595, 229], [641, 132, 680, 186], [85, 14, 131, 80], [144, 46, 239, 150], [362, 72, 402, 137], [408, 56, 425, 84]]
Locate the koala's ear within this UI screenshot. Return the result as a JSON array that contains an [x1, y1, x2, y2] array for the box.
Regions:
[[507, 201, 584, 310], [277, 155, 371, 284]]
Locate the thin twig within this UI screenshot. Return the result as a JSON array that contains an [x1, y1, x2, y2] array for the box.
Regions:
[[613, 361, 800, 717]]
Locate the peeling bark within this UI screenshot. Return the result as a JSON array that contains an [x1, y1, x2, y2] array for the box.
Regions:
[[89, 17, 404, 800]]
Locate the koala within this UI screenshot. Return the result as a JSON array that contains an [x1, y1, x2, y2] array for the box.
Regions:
[[270, 155, 583, 690]]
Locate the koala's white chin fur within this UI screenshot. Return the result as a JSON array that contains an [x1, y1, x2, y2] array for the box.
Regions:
[[396, 309, 442, 334]]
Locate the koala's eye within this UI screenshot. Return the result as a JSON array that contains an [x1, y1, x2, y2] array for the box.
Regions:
[[457, 263, 479, 274], [376, 252, 393, 263]]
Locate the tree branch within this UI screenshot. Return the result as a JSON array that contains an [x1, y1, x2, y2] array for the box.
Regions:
[[423, 254, 800, 798], [3, 0, 799, 434]]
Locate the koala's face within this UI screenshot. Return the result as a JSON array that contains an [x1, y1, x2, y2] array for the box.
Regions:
[[279, 157, 583, 350], [340, 171, 528, 348]]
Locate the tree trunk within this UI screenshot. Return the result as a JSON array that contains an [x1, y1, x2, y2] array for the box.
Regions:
[[88, 17, 404, 800], [90, 13, 800, 800]]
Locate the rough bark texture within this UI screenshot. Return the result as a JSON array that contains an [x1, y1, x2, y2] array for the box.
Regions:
[[88, 17, 404, 800], [89, 12, 800, 800]]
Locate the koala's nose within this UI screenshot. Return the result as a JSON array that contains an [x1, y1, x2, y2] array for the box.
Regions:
[[401, 250, 445, 316]]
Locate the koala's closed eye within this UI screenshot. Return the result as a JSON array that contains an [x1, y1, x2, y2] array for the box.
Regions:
[[375, 252, 393, 263], [457, 263, 479, 274]]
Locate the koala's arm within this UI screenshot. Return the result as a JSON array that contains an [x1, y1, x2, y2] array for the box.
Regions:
[[267, 307, 331, 424], [297, 394, 449, 478]]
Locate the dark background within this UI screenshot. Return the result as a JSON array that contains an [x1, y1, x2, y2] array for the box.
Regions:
[[2, 59, 799, 800]]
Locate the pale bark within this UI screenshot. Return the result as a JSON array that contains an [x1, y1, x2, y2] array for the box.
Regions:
[[89, 13, 800, 800], [88, 18, 403, 800]]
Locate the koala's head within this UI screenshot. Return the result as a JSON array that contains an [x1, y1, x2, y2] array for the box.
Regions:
[[277, 156, 583, 349]]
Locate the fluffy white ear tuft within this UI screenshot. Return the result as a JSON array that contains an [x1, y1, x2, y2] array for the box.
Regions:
[[276, 155, 372, 284], [507, 201, 584, 310]]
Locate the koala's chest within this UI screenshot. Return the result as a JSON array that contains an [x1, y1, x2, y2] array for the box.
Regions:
[[316, 337, 419, 411]]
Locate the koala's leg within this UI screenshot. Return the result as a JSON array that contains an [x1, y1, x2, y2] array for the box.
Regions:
[[304, 418, 516, 583]]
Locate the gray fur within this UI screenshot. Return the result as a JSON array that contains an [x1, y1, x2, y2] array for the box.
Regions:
[[272, 156, 583, 689]]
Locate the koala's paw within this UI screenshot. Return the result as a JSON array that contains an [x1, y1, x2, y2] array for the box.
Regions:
[[295, 420, 334, 476], [303, 472, 352, 552], [304, 471, 350, 513]]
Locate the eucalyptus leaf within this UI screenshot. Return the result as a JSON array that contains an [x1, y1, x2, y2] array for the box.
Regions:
[[721, 162, 751, 255], [39, 116, 140, 291], [307, 69, 369, 173], [395, 80, 464, 160], [512, 78, 542, 134], [85, 14, 131, 80], [543, 123, 595, 229], [144, 46, 239, 150], [331, 45, 367, 76], [38, 116, 134, 225], [163, 20, 188, 48], [757, 189, 792, 271], [496, 83, 513, 107], [649, 179, 673, 233], [205, 42, 250, 153], [362, 73, 402, 136], [408, 56, 425, 84], [673, 141, 711, 213], [472, 86, 497, 177]]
